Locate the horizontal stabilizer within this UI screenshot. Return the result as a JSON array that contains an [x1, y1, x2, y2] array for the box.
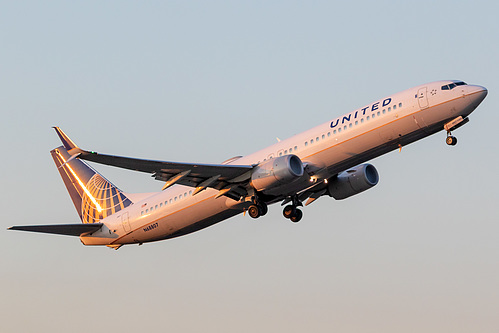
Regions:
[[8, 223, 103, 236]]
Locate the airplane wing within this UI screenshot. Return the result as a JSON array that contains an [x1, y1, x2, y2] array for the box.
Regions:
[[8, 223, 103, 236], [53, 127, 254, 198]]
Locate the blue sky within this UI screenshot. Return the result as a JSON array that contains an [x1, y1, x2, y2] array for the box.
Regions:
[[1, 1, 498, 332]]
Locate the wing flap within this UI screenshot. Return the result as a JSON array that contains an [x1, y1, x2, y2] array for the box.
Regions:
[[8, 223, 103, 236]]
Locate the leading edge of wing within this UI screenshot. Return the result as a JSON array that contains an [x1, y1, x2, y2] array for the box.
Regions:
[[8, 223, 104, 237], [78, 151, 254, 180], [52, 127, 254, 192]]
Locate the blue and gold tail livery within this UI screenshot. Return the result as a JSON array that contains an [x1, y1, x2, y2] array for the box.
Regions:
[[51, 146, 132, 224]]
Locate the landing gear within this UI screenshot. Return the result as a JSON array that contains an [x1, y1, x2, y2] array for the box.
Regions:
[[283, 205, 294, 218], [446, 135, 457, 146], [282, 195, 303, 222], [443, 116, 468, 147], [247, 202, 268, 219]]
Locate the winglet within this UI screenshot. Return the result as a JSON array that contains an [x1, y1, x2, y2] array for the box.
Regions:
[[53, 127, 79, 151]]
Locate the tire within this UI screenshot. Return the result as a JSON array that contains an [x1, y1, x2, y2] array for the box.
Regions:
[[248, 205, 260, 218], [283, 205, 295, 219], [446, 136, 457, 146], [290, 209, 303, 223], [259, 203, 268, 216]]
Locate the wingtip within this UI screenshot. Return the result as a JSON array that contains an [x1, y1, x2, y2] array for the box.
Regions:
[[53, 127, 79, 151]]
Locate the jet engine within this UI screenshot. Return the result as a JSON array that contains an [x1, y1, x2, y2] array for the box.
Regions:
[[327, 164, 379, 200], [251, 155, 304, 193]]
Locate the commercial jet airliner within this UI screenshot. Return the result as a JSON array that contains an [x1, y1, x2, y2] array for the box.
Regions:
[[9, 80, 487, 249]]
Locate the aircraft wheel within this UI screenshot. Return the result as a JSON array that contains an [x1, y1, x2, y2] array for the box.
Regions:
[[283, 205, 295, 219], [446, 136, 457, 146], [259, 203, 268, 216], [290, 209, 303, 223], [248, 205, 260, 218]]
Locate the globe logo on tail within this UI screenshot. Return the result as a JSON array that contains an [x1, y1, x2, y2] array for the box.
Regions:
[[81, 174, 132, 224]]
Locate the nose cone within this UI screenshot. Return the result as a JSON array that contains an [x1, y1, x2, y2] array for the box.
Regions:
[[468, 85, 488, 104]]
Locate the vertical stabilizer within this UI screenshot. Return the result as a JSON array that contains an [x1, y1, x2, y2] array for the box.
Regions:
[[51, 146, 132, 223]]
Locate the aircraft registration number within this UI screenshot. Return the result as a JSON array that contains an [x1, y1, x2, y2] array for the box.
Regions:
[[143, 223, 158, 232]]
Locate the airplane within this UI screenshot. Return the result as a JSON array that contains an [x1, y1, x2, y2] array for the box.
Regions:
[[9, 80, 487, 249]]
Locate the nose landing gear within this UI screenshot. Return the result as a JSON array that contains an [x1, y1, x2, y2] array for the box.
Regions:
[[444, 116, 469, 146], [446, 134, 457, 146]]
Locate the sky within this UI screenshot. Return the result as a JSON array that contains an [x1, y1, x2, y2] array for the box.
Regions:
[[1, 1, 498, 332]]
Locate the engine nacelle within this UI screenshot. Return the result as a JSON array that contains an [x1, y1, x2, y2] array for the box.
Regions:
[[327, 164, 379, 200], [251, 155, 304, 193]]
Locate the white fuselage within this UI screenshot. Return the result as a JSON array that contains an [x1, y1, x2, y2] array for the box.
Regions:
[[81, 81, 487, 246]]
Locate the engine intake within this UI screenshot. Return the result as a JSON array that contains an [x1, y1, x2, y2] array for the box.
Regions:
[[251, 155, 304, 192], [328, 164, 379, 200]]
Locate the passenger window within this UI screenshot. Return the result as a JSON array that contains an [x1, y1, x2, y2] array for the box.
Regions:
[[399, 103, 402, 108], [311, 139, 314, 144], [372, 114, 375, 118], [189, 190, 192, 195], [383, 109, 386, 114], [146, 209, 149, 213], [361, 118, 364, 123], [327, 132, 331, 137], [141, 211, 144, 216], [388, 107, 391, 112], [393, 105, 397, 110], [174, 197, 177, 202], [160, 203, 163, 207], [338, 128, 342, 133], [165, 201, 168, 205], [289, 148, 292, 153], [284, 150, 288, 154], [294, 145, 298, 150], [377, 111, 380, 116], [349, 123, 352, 128], [155, 205, 158, 210], [279, 152, 282, 156], [367, 116, 370, 120], [169, 199, 172, 204], [316, 137, 319, 141], [305, 142, 308, 146], [322, 134, 325, 139], [333, 129, 337, 134], [355, 121, 358, 125], [184, 192, 187, 198], [343, 125, 347, 130]]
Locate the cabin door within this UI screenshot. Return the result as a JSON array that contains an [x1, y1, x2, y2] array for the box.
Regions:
[[122, 212, 131, 233], [417, 87, 429, 109]]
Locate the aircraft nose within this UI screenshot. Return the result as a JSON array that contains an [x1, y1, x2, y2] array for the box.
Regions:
[[468, 85, 488, 103]]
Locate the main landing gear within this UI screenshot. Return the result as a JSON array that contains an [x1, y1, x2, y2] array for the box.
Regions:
[[282, 196, 303, 223], [283, 205, 303, 223], [247, 201, 268, 219]]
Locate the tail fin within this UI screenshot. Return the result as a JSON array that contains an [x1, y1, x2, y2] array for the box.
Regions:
[[51, 129, 132, 224]]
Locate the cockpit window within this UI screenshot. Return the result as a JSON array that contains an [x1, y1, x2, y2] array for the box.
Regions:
[[441, 81, 467, 90]]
